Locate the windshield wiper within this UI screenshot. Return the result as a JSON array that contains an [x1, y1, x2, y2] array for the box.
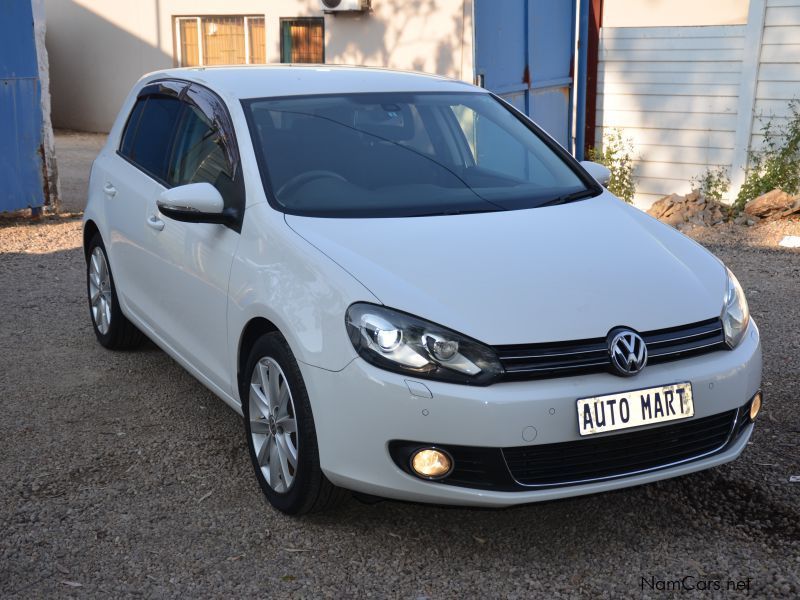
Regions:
[[408, 206, 507, 217], [540, 189, 597, 207]]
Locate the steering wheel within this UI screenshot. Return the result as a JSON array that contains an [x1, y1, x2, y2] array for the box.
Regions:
[[276, 170, 347, 198]]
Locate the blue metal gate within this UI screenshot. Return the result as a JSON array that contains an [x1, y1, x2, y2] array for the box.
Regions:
[[0, 0, 46, 213], [475, 0, 577, 153]]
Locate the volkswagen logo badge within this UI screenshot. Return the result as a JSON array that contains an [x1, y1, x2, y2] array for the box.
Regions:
[[608, 329, 648, 376]]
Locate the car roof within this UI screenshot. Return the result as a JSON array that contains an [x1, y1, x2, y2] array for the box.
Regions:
[[141, 65, 481, 99]]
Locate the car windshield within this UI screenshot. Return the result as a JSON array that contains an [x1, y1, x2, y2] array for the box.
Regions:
[[244, 91, 597, 218]]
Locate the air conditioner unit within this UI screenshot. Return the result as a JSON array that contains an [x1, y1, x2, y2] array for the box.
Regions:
[[320, 0, 369, 12]]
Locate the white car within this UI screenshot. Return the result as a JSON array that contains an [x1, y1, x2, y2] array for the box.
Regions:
[[84, 66, 762, 514]]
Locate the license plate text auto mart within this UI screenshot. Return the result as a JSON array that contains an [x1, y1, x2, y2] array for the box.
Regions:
[[577, 382, 694, 436]]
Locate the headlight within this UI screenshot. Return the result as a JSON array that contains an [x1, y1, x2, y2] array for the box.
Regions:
[[721, 267, 749, 348], [345, 303, 503, 385]]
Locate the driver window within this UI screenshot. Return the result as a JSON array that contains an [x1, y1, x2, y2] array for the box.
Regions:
[[168, 104, 233, 193]]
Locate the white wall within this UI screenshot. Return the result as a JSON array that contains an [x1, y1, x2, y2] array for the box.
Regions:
[[603, 0, 749, 27], [325, 0, 473, 81], [596, 26, 746, 207], [45, 0, 474, 132]]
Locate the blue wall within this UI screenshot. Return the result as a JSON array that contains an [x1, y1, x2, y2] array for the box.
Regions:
[[0, 0, 46, 212]]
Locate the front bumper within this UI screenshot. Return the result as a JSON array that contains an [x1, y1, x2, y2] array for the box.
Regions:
[[301, 321, 761, 507]]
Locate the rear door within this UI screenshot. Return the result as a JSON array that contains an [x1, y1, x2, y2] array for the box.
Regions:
[[104, 82, 185, 321]]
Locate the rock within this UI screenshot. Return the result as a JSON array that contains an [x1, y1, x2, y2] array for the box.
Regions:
[[744, 189, 800, 220], [780, 198, 800, 218], [647, 192, 728, 228], [647, 194, 682, 219]]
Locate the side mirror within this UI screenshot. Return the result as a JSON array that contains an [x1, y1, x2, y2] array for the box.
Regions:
[[156, 183, 229, 224], [580, 161, 611, 187]]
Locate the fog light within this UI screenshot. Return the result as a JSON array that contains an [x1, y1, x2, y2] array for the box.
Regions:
[[749, 392, 762, 421], [410, 448, 453, 479]]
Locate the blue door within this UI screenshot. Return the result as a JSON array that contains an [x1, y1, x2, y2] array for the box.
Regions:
[[0, 0, 45, 213], [475, 0, 576, 152]]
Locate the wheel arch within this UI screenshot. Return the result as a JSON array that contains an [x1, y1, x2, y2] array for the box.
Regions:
[[83, 219, 100, 260], [237, 317, 281, 400]]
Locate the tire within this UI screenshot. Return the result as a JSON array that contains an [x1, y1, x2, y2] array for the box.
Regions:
[[242, 332, 346, 515], [86, 233, 144, 350]]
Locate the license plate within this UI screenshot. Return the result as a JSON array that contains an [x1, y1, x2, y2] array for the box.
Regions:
[[577, 382, 694, 436]]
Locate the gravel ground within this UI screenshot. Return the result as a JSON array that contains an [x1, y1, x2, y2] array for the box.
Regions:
[[1, 133, 798, 597], [1, 216, 798, 599]]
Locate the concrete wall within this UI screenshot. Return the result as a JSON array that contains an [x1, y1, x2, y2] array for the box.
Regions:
[[603, 0, 749, 27], [33, 0, 60, 209], [45, 0, 474, 132], [325, 0, 473, 81], [46, 0, 171, 132]]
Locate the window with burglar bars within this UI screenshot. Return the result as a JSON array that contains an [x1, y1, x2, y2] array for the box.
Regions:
[[174, 16, 266, 67], [280, 18, 325, 63]]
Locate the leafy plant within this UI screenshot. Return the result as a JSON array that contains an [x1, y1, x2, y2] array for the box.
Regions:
[[587, 129, 636, 203], [691, 166, 730, 203], [735, 99, 800, 213]]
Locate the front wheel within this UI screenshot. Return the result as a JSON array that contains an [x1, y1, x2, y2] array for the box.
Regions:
[[242, 333, 346, 515]]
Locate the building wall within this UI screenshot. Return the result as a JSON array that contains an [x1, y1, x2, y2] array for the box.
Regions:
[[603, 0, 749, 27], [325, 1, 473, 82], [45, 0, 474, 132], [596, 25, 746, 207], [596, 0, 800, 208]]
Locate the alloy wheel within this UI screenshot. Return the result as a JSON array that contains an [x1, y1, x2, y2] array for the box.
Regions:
[[249, 357, 299, 493], [88, 247, 113, 335]]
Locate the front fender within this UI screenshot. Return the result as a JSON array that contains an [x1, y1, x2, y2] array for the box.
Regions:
[[227, 203, 378, 383]]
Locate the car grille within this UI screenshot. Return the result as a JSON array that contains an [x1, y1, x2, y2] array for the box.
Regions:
[[502, 408, 738, 487], [495, 318, 727, 381]]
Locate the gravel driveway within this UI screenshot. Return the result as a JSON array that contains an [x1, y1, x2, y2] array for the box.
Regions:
[[1, 134, 799, 598]]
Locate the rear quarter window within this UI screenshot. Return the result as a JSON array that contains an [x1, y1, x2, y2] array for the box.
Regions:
[[119, 95, 183, 182]]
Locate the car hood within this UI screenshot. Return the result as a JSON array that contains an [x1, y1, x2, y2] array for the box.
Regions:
[[285, 193, 727, 345]]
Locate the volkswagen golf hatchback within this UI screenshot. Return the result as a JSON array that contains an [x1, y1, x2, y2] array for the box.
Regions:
[[84, 66, 762, 514]]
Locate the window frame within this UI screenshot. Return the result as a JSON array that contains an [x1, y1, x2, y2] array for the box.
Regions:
[[117, 79, 246, 232], [118, 80, 187, 187], [173, 15, 266, 67], [279, 17, 325, 64]]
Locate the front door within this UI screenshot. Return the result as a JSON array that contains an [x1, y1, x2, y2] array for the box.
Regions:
[[141, 84, 245, 395]]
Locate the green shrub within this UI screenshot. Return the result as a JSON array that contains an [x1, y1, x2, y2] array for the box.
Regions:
[[735, 99, 800, 213], [692, 166, 730, 203], [587, 129, 636, 203]]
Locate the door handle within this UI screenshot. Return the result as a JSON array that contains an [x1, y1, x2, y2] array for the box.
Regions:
[[103, 183, 117, 198], [146, 214, 165, 231]]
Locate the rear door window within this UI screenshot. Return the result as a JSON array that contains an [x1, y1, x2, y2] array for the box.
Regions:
[[119, 95, 183, 182]]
